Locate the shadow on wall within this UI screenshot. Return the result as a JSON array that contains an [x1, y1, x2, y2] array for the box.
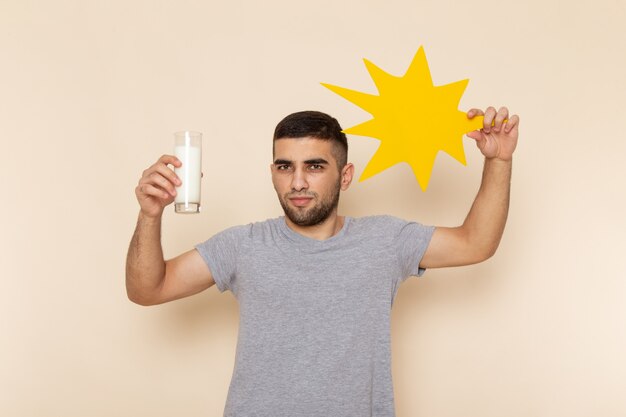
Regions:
[[142, 288, 239, 347]]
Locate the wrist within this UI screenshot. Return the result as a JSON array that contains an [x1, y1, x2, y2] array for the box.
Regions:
[[485, 156, 513, 165], [138, 210, 163, 226]]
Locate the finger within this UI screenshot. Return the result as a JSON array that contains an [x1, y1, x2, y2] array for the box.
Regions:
[[504, 114, 520, 134], [483, 107, 497, 133], [142, 159, 181, 187], [152, 162, 182, 187], [467, 108, 484, 119], [158, 154, 182, 168], [466, 133, 487, 154], [137, 177, 170, 199], [137, 183, 171, 200], [493, 107, 509, 132], [138, 168, 177, 196], [465, 130, 483, 141], [146, 171, 178, 196]]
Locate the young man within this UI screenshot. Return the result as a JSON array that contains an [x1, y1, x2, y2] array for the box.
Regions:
[[126, 107, 519, 416]]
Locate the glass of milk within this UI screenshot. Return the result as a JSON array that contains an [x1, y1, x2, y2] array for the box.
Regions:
[[174, 131, 202, 213]]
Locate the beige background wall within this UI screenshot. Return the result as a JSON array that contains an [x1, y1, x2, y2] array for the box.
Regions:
[[2, 0, 625, 416]]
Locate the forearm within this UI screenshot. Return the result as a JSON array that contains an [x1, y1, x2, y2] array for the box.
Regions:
[[422, 106, 518, 269], [461, 157, 512, 260], [125, 212, 166, 304]]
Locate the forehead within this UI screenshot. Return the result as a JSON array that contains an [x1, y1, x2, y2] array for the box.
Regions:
[[273, 137, 335, 162]]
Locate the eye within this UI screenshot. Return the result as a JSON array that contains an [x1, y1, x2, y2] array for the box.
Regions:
[[308, 164, 324, 171], [276, 164, 292, 171]]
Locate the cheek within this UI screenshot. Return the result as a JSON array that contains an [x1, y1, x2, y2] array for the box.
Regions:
[[271, 177, 280, 193], [271, 174, 289, 193], [316, 175, 340, 192]]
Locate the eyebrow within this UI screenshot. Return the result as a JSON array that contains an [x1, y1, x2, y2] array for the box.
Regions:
[[304, 158, 329, 165], [273, 158, 329, 165]]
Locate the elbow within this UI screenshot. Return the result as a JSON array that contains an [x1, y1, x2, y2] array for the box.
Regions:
[[457, 229, 501, 266], [476, 251, 495, 264], [472, 242, 500, 264], [127, 291, 165, 306], [459, 233, 500, 265], [125, 274, 160, 307], [127, 291, 154, 306], [126, 285, 151, 306]]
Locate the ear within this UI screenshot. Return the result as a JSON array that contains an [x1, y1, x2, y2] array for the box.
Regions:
[[270, 162, 277, 179], [340, 163, 354, 191]]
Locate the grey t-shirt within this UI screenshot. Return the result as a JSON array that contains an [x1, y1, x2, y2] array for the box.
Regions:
[[195, 215, 434, 417]]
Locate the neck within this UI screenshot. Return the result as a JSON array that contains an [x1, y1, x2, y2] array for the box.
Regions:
[[284, 211, 344, 241]]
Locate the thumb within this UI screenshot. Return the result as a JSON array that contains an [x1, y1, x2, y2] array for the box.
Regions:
[[466, 130, 483, 141]]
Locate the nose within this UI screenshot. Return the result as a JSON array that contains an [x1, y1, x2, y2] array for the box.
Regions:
[[291, 166, 308, 191]]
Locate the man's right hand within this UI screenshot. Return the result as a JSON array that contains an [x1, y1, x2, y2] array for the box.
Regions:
[[135, 155, 182, 218]]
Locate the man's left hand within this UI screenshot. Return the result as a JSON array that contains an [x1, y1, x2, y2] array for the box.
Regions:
[[466, 106, 519, 162]]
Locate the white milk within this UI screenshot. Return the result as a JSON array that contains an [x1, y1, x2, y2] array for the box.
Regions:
[[174, 145, 201, 204]]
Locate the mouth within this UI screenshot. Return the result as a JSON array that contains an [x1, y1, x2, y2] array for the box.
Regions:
[[287, 194, 315, 208], [289, 197, 313, 207]]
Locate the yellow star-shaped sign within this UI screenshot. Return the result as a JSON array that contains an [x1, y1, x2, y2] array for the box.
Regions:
[[322, 46, 484, 191]]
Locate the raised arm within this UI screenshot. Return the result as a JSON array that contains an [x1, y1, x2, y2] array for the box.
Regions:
[[420, 106, 520, 268], [126, 155, 214, 306]]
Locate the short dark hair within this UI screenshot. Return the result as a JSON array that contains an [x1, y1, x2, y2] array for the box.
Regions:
[[273, 110, 348, 168]]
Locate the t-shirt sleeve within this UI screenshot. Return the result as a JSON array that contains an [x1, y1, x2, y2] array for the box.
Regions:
[[395, 220, 435, 280], [194, 225, 249, 293]]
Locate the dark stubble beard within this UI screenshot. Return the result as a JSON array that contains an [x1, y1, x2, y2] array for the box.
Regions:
[[278, 179, 341, 227]]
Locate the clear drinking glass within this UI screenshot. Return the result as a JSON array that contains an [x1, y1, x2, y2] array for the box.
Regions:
[[174, 131, 202, 213]]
